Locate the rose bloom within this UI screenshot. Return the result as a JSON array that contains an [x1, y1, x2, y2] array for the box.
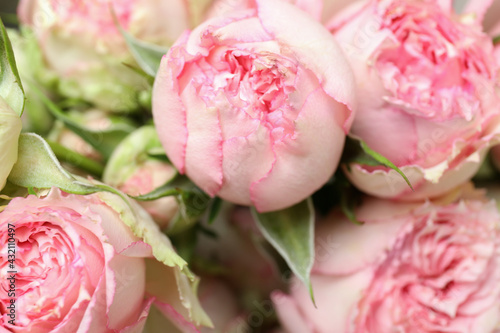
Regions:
[[328, 0, 500, 200], [103, 126, 179, 230], [0, 188, 210, 332], [153, 0, 356, 212], [17, 0, 192, 112], [273, 189, 500, 333], [0, 97, 22, 191]]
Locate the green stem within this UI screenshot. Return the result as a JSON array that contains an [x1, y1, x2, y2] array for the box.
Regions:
[[47, 140, 105, 177], [494, 35, 500, 45]]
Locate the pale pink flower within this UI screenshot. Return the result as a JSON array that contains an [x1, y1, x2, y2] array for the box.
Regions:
[[18, 0, 191, 111], [153, 0, 356, 212], [0, 188, 210, 332], [329, 0, 500, 200], [274, 193, 500, 332]]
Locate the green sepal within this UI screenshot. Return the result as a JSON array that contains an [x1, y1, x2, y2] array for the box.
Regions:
[[345, 137, 413, 191], [111, 8, 167, 77], [251, 198, 316, 304], [131, 175, 191, 201], [8, 133, 98, 194], [207, 197, 222, 225]]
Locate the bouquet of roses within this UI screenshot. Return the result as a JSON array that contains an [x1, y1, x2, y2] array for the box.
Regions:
[[2, 0, 500, 332]]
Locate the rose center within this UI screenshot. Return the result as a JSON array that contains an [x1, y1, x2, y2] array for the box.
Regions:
[[0, 221, 99, 329], [194, 48, 299, 141], [375, 1, 494, 121]]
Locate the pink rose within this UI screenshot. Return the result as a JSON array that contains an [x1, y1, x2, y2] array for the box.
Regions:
[[18, 0, 191, 112], [329, 0, 500, 200], [273, 192, 500, 332], [152, 0, 356, 212], [0, 188, 210, 332]]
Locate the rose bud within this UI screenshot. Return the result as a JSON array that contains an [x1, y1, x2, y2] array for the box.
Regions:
[[328, 0, 500, 200], [0, 97, 22, 190], [103, 126, 178, 230], [273, 190, 500, 332], [153, 0, 356, 212], [17, 0, 192, 112], [0, 188, 211, 331]]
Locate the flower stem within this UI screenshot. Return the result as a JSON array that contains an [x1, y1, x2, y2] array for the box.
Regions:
[[47, 140, 105, 177]]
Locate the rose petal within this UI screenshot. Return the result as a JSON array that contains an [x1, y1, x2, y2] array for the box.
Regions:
[[256, 0, 356, 130], [152, 34, 190, 173], [250, 87, 345, 212]]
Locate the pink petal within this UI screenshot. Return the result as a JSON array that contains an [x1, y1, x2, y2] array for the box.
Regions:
[[105, 254, 146, 329], [256, 0, 356, 131], [217, 125, 275, 206], [154, 301, 201, 333], [463, 0, 494, 22], [294, 0, 323, 21], [437, 0, 454, 12], [351, 105, 418, 167], [272, 291, 313, 333], [250, 88, 345, 212], [313, 200, 412, 275], [152, 34, 190, 173], [182, 82, 224, 196], [77, 274, 109, 333], [212, 17, 273, 42], [291, 272, 372, 333], [120, 298, 155, 333]]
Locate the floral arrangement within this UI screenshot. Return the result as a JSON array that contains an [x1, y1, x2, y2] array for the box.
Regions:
[[1, 0, 500, 332]]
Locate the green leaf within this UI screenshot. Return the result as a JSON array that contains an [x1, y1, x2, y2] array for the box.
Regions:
[[345, 137, 413, 191], [131, 175, 192, 201], [359, 140, 413, 191], [208, 197, 222, 225], [111, 8, 167, 77], [29, 83, 135, 160], [131, 174, 211, 235], [494, 35, 500, 45], [8, 133, 98, 195], [47, 140, 105, 177], [168, 187, 211, 235], [251, 198, 316, 304], [0, 18, 25, 116]]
